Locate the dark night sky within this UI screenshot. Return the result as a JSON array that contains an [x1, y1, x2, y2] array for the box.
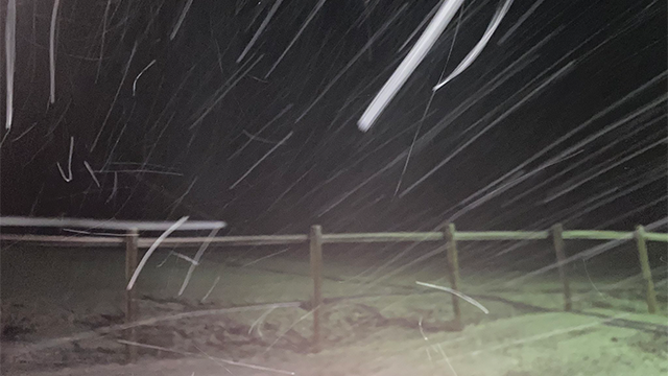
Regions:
[[0, 0, 666, 236]]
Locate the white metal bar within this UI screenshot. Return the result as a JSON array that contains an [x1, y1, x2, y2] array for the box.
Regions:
[[0, 216, 225, 231]]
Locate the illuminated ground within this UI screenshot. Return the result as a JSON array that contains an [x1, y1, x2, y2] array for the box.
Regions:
[[1, 244, 666, 375]]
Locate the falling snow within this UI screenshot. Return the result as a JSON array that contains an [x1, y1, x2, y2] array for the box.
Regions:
[[0, 1, 667, 375]]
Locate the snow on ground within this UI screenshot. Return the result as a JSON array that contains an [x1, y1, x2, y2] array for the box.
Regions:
[[2, 244, 667, 376]]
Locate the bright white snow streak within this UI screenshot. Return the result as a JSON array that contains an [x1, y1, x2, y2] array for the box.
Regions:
[[5, 0, 16, 130], [359, 0, 516, 131], [357, 0, 466, 132], [50, 0, 61, 104], [433, 0, 514, 91]]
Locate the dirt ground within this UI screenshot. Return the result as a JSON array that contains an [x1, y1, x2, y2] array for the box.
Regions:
[[1, 243, 667, 376]]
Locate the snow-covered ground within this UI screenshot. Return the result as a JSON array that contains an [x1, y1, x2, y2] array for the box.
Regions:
[[2, 244, 666, 376]]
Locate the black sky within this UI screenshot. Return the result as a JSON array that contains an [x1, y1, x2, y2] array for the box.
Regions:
[[1, 0, 666, 235]]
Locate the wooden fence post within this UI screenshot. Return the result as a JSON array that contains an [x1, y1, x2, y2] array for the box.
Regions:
[[309, 225, 323, 353], [444, 223, 462, 330], [125, 228, 139, 363], [551, 223, 572, 312], [635, 225, 657, 314]]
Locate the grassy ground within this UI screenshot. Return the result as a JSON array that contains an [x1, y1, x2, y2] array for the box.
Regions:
[[1, 242, 666, 375]]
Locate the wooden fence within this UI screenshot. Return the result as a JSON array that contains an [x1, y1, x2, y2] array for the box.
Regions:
[[1, 216, 667, 358]]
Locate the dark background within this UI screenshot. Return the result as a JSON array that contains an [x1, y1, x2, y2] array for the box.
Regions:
[[1, 0, 666, 240]]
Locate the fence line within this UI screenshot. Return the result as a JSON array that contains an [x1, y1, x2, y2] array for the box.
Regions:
[[1, 219, 666, 356], [2, 230, 666, 247]]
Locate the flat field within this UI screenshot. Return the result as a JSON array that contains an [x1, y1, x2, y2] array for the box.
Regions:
[[1, 241, 666, 376]]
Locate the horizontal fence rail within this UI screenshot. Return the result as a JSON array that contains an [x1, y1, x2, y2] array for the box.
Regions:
[[322, 232, 443, 243], [2, 231, 667, 248], [1, 234, 125, 246], [641, 232, 668, 242], [561, 230, 634, 240], [455, 231, 550, 241], [148, 235, 308, 247]]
